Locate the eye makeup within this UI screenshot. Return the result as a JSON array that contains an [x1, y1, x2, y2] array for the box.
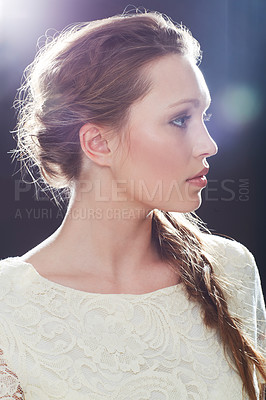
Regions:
[[169, 111, 212, 130]]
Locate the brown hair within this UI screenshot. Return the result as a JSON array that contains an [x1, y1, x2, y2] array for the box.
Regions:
[[13, 10, 265, 398], [14, 11, 200, 188]]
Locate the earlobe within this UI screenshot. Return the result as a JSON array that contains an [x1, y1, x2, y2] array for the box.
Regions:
[[79, 123, 111, 166]]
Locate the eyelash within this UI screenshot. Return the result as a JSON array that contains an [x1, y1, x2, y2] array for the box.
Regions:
[[170, 112, 212, 129]]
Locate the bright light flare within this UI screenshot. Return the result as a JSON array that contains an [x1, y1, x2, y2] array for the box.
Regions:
[[218, 84, 262, 129]]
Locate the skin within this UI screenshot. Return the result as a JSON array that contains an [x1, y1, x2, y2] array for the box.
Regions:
[[109, 54, 218, 213], [22, 54, 218, 294]]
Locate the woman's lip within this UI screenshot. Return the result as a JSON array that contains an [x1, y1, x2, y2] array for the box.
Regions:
[[186, 175, 207, 187], [187, 167, 209, 180]]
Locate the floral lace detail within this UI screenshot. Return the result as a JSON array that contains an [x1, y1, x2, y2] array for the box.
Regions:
[[0, 235, 264, 400], [0, 350, 24, 399]]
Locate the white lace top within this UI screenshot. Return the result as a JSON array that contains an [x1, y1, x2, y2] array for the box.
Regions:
[[0, 235, 265, 400]]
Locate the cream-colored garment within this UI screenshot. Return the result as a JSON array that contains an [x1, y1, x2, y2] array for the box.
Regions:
[[0, 235, 265, 400]]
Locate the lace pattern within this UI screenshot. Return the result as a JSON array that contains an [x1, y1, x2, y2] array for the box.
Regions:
[[0, 235, 264, 399], [0, 350, 24, 399]]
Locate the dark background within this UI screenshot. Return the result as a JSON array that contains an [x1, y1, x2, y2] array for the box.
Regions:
[[0, 0, 265, 293]]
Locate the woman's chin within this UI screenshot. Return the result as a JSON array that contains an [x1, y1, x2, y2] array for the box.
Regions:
[[155, 198, 202, 214]]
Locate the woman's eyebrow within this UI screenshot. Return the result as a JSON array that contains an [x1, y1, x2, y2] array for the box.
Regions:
[[167, 96, 211, 109]]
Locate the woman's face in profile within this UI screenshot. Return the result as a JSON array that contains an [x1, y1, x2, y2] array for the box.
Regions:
[[111, 54, 218, 213]]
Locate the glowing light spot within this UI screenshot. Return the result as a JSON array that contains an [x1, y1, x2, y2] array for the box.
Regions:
[[219, 85, 262, 128]]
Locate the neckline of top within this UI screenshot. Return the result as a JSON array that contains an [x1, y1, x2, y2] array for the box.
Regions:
[[11, 257, 184, 298]]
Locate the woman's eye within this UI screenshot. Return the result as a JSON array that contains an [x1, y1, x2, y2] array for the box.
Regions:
[[170, 112, 212, 129], [170, 115, 191, 129]]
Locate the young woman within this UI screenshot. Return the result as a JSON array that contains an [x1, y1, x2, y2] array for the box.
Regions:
[[0, 10, 265, 400]]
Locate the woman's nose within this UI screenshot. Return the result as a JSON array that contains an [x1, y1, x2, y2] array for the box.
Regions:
[[193, 124, 218, 158]]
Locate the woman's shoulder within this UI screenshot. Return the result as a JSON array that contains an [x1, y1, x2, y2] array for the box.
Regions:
[[0, 256, 29, 271], [0, 256, 35, 290], [202, 233, 257, 276], [203, 232, 251, 253], [202, 234, 263, 307], [205, 234, 265, 340]]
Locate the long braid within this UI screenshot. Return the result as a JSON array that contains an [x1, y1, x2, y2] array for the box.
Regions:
[[152, 209, 266, 400]]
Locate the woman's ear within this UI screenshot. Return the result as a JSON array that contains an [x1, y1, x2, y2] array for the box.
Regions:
[[79, 123, 111, 166]]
